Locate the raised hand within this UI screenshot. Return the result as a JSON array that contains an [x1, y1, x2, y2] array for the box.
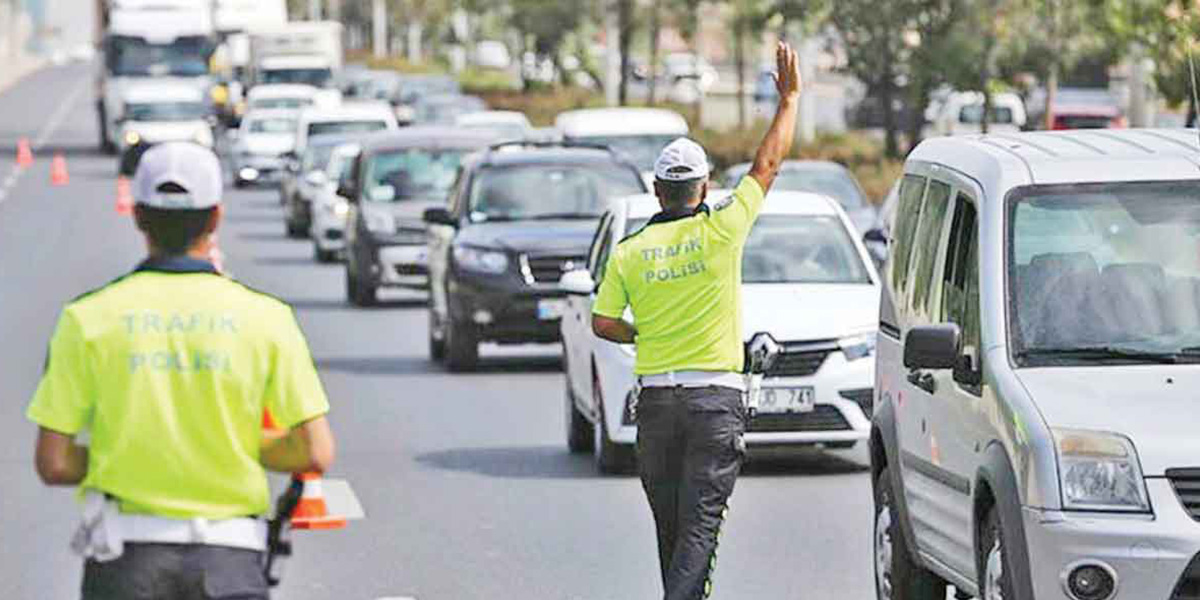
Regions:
[[772, 41, 802, 101]]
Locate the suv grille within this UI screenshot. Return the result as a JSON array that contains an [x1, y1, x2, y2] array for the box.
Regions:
[[765, 344, 836, 378], [747, 405, 850, 433], [1171, 553, 1200, 600], [1168, 469, 1200, 521], [523, 254, 585, 285]]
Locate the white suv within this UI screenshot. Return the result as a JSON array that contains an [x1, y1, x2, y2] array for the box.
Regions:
[[873, 128, 1200, 600], [561, 190, 881, 473]]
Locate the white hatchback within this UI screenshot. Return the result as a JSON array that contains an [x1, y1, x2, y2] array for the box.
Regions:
[[560, 189, 882, 473]]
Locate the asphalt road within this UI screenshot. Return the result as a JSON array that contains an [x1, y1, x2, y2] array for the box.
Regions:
[[0, 63, 878, 600]]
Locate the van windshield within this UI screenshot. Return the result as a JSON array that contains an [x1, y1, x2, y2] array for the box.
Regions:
[[1010, 181, 1200, 364], [573, 135, 678, 172]]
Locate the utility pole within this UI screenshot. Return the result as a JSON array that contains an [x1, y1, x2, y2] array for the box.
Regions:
[[372, 0, 386, 59], [308, 0, 321, 21], [327, 0, 340, 23], [604, 0, 620, 107]]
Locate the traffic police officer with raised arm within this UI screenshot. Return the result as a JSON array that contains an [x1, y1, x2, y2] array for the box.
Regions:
[[27, 142, 336, 600], [591, 42, 801, 600]]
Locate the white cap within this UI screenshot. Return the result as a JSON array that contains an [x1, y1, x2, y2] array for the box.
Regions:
[[133, 142, 223, 210], [654, 137, 710, 182]]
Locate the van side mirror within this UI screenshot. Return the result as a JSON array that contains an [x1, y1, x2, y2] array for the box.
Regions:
[[954, 348, 983, 387], [904, 324, 961, 370], [560, 269, 595, 296], [337, 179, 358, 203], [863, 228, 888, 244], [423, 207, 457, 227]]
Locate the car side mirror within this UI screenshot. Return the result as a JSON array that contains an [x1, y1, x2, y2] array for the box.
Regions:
[[560, 269, 595, 296], [423, 207, 457, 227], [904, 324, 961, 370], [863, 228, 888, 244]]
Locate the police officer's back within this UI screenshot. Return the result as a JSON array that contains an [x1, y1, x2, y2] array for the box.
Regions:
[[591, 43, 802, 600], [27, 142, 335, 600]]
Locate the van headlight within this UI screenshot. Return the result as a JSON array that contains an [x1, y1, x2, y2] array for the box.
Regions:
[[123, 130, 141, 146], [453, 246, 509, 274], [839, 332, 877, 361], [1054, 429, 1149, 512]]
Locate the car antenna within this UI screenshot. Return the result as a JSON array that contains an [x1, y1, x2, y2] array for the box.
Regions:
[[1189, 40, 1200, 148]]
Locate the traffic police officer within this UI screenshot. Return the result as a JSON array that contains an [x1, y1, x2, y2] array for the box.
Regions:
[[591, 42, 801, 600], [27, 142, 336, 600]]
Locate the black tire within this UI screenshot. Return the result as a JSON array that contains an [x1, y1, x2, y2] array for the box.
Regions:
[[428, 309, 446, 362], [873, 467, 945, 600], [978, 507, 1016, 600], [285, 218, 307, 239], [593, 372, 635, 474], [314, 244, 336, 263], [566, 379, 593, 454], [445, 317, 479, 372], [234, 178, 248, 190], [828, 441, 858, 450], [97, 104, 116, 155], [346, 264, 377, 306]]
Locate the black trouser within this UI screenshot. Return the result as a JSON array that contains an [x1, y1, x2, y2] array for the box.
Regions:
[[82, 543, 269, 600], [637, 385, 747, 600]]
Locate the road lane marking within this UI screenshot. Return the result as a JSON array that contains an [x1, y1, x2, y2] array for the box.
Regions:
[[0, 75, 90, 208]]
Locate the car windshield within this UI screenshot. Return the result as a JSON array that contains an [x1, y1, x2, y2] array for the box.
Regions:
[[307, 120, 388, 137], [247, 118, 295, 134], [573, 135, 678, 172], [251, 98, 311, 110], [469, 164, 644, 221], [109, 36, 211, 77], [302, 144, 338, 172], [263, 68, 332, 87], [326, 148, 360, 179], [126, 102, 208, 122], [959, 105, 1014, 125], [1011, 181, 1200, 364], [627, 214, 872, 284], [725, 164, 866, 210], [363, 149, 468, 203]]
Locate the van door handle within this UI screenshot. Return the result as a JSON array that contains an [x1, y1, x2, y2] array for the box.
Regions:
[[907, 370, 936, 394]]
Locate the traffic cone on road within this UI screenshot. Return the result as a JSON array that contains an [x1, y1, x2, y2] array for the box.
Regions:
[[15, 138, 33, 168], [116, 176, 133, 215], [50, 153, 69, 186], [289, 473, 347, 530]]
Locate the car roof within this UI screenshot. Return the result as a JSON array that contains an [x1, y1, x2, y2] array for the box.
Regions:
[[122, 84, 205, 103], [242, 108, 298, 121], [616, 189, 846, 221], [555, 108, 689, 137], [907, 129, 1200, 192], [456, 111, 530, 127], [725, 160, 851, 175], [361, 127, 507, 153], [247, 84, 318, 99], [299, 102, 394, 122], [473, 145, 635, 169]]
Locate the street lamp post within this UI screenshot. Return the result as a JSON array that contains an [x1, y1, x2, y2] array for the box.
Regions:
[[372, 0, 385, 59]]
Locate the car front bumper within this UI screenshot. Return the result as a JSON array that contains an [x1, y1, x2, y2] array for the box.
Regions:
[[369, 244, 430, 289], [311, 208, 347, 253], [1022, 479, 1200, 599], [233, 156, 286, 184], [448, 276, 565, 344]]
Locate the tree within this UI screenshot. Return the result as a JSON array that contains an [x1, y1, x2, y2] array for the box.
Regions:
[[1104, 0, 1200, 125], [510, 0, 587, 89], [617, 0, 636, 105], [647, 0, 662, 104], [729, 0, 772, 128]]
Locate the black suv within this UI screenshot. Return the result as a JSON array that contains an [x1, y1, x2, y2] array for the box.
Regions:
[[423, 142, 647, 371], [338, 127, 504, 305]]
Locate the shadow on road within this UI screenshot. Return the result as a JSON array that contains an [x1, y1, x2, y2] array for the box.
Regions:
[[0, 143, 104, 159], [742, 449, 870, 477], [253, 255, 328, 267], [314, 353, 561, 376], [287, 298, 427, 311], [223, 213, 285, 225], [416, 445, 600, 480], [236, 231, 291, 242]]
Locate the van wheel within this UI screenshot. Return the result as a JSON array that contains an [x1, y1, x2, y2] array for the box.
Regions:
[[979, 508, 1014, 600], [445, 317, 479, 372], [566, 379, 593, 454], [593, 370, 635, 474], [428, 309, 446, 362], [874, 467, 945, 600], [314, 244, 336, 263]]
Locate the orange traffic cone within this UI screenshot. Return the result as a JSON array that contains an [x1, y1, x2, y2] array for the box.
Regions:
[[289, 473, 347, 530], [116, 176, 133, 215], [15, 138, 32, 168], [50, 153, 69, 186]]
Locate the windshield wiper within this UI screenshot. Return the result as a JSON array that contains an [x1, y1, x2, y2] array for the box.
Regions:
[[523, 212, 599, 221], [1017, 346, 1193, 364]]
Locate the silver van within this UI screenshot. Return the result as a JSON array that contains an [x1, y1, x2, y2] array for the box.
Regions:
[[872, 129, 1200, 600]]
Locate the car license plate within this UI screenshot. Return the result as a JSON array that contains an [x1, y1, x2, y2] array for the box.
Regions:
[[758, 387, 815, 413], [537, 299, 568, 320]]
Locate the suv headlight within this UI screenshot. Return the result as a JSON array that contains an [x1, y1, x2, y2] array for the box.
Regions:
[[839, 332, 877, 361], [363, 211, 395, 235], [1054, 429, 1149, 512], [453, 246, 509, 274]]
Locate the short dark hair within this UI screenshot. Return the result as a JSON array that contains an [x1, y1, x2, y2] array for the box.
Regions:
[[656, 177, 706, 208], [134, 205, 218, 255]]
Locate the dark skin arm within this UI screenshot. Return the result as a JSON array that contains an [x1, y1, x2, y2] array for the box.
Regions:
[[593, 314, 637, 344], [748, 42, 803, 193], [34, 428, 89, 486]]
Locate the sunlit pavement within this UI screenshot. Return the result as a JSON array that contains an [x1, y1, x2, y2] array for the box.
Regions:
[[0, 63, 879, 600]]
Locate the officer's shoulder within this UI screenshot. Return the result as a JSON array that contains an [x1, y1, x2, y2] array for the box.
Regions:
[[66, 272, 139, 309], [618, 224, 650, 245], [225, 278, 296, 315]]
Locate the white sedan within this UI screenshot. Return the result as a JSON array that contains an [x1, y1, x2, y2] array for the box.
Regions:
[[310, 142, 361, 263], [560, 190, 881, 473]]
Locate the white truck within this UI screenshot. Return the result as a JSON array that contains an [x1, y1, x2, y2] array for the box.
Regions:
[[94, 0, 217, 153], [249, 22, 344, 90], [209, 0, 288, 125]]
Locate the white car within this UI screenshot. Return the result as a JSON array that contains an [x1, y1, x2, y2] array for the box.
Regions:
[[455, 110, 532, 141], [560, 190, 881, 473], [930, 90, 1027, 136], [244, 83, 339, 113], [231, 109, 298, 187], [310, 142, 360, 263], [555, 108, 689, 187], [293, 102, 399, 157], [116, 83, 214, 153]]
